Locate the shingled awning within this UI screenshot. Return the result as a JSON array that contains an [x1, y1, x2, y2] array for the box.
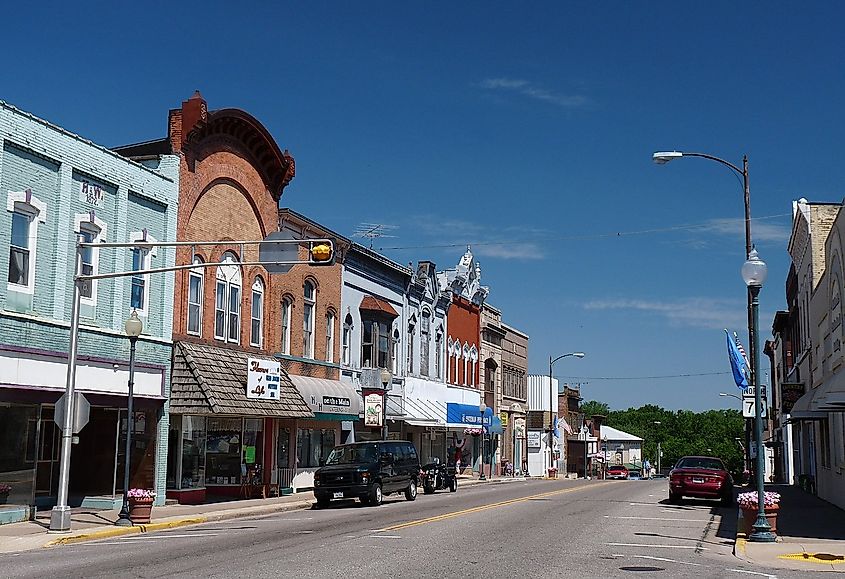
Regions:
[[359, 295, 399, 318], [170, 341, 313, 418]]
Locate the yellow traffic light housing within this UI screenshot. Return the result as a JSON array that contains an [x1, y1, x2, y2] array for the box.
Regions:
[[309, 241, 335, 266]]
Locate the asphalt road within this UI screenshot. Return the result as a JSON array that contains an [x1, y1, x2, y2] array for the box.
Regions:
[[0, 478, 827, 578]]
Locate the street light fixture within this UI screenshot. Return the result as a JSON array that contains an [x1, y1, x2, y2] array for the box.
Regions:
[[478, 402, 487, 480], [549, 352, 585, 478], [653, 148, 754, 482], [719, 392, 743, 401], [116, 309, 143, 527], [742, 249, 775, 542]]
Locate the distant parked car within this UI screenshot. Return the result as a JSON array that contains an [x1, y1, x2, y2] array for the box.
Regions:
[[607, 465, 629, 480], [669, 456, 733, 506]]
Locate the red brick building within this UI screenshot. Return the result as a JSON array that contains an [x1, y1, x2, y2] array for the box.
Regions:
[[117, 92, 316, 502]]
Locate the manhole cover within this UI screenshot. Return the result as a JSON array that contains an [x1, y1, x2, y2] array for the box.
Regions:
[[619, 566, 665, 572], [778, 552, 845, 564]]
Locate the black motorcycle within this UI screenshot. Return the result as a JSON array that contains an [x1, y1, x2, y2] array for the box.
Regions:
[[421, 461, 457, 494]]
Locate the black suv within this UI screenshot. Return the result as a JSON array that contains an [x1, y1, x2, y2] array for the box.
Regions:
[[313, 440, 419, 507]]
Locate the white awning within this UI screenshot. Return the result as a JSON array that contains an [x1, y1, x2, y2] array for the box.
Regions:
[[787, 385, 828, 421], [815, 369, 845, 410], [289, 375, 361, 417]]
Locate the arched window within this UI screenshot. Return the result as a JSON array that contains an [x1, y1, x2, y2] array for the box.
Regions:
[[250, 277, 264, 347], [214, 252, 242, 343], [325, 310, 335, 363], [407, 316, 416, 374], [303, 280, 316, 358], [392, 327, 401, 373], [447, 337, 454, 383], [187, 256, 204, 335], [420, 310, 431, 376], [435, 329, 443, 380], [281, 296, 292, 355], [470, 346, 479, 387], [341, 313, 353, 365], [463, 343, 470, 386]]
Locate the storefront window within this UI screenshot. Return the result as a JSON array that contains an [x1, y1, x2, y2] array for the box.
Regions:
[[243, 419, 264, 469], [0, 403, 37, 506], [296, 428, 336, 468], [181, 416, 206, 489], [277, 427, 290, 468], [206, 418, 243, 485]]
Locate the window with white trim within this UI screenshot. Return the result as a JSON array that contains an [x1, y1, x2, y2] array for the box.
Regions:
[[325, 311, 335, 363], [341, 314, 352, 366], [392, 327, 400, 374], [187, 257, 204, 335], [7, 191, 46, 294], [420, 310, 431, 376], [303, 281, 315, 358], [74, 214, 107, 306], [250, 277, 264, 347], [281, 297, 292, 355], [435, 330, 443, 380], [213, 252, 242, 343], [407, 317, 416, 374], [463, 343, 470, 386], [128, 232, 157, 315]]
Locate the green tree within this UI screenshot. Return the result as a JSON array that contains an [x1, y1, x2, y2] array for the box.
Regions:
[[581, 400, 610, 417]]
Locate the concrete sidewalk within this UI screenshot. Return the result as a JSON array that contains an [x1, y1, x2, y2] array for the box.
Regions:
[[734, 484, 845, 573], [0, 475, 524, 553]]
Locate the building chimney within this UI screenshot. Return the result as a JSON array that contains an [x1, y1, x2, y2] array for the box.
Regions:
[[180, 90, 207, 148]]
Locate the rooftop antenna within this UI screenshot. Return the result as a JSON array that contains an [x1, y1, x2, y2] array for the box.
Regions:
[[353, 222, 398, 249]]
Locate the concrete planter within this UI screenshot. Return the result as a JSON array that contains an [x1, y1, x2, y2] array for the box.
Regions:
[[129, 497, 154, 524]]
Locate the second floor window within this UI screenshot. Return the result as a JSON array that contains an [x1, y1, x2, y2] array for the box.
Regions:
[[214, 253, 241, 343], [341, 314, 352, 365], [130, 248, 147, 310], [435, 331, 443, 380], [325, 312, 335, 363], [281, 297, 292, 355], [303, 281, 315, 358], [250, 277, 264, 347], [420, 311, 430, 376], [362, 319, 390, 369], [8, 211, 32, 287], [187, 258, 203, 335], [407, 320, 415, 374]]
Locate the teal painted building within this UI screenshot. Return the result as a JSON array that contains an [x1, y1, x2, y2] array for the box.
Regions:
[[0, 101, 179, 523]]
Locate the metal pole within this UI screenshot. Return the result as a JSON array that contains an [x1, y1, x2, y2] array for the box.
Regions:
[[382, 388, 388, 441], [748, 285, 775, 542], [584, 430, 588, 479], [657, 441, 661, 475], [116, 336, 137, 526], [479, 410, 486, 480], [49, 235, 84, 533], [742, 155, 755, 481]]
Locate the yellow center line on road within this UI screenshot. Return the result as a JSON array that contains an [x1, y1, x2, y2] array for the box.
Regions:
[[380, 481, 615, 531]]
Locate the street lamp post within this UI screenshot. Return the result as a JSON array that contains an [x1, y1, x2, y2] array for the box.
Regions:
[[479, 402, 487, 480], [742, 249, 776, 543], [654, 150, 754, 478], [549, 352, 585, 477], [380, 368, 392, 442], [653, 421, 662, 475], [116, 310, 143, 527]]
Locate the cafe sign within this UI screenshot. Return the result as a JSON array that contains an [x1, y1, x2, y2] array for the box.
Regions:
[[362, 390, 384, 427], [780, 382, 805, 414], [246, 358, 281, 400]]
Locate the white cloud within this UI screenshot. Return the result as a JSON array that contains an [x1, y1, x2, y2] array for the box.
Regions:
[[583, 297, 746, 331], [696, 217, 791, 244], [406, 215, 548, 261], [479, 77, 588, 108]]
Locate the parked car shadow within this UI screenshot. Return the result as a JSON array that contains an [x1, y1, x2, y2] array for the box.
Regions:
[[656, 495, 738, 541]]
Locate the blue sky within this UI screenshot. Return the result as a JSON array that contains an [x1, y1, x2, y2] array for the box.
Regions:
[[6, 2, 844, 410]]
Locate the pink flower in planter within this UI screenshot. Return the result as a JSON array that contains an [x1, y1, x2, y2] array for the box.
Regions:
[[737, 491, 780, 508], [127, 488, 156, 500]]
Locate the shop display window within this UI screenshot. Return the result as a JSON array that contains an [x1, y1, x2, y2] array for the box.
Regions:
[[296, 428, 336, 468], [180, 416, 206, 488], [277, 428, 290, 468], [206, 418, 243, 485], [0, 404, 38, 506]]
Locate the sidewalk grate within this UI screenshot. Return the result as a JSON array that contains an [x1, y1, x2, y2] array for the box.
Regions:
[[778, 552, 845, 564]]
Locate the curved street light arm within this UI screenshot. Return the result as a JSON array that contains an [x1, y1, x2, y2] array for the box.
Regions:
[[680, 152, 744, 177]]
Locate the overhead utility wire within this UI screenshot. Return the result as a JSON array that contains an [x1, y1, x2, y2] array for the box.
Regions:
[[377, 212, 791, 252], [558, 371, 732, 380]]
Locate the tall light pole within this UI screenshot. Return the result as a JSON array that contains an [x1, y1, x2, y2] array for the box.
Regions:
[[549, 352, 585, 478], [653, 421, 662, 475], [116, 310, 143, 526], [479, 402, 487, 480], [654, 150, 754, 478], [742, 249, 776, 542], [380, 368, 392, 442]]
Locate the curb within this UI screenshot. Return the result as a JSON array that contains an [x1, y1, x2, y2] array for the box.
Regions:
[[43, 499, 314, 548]]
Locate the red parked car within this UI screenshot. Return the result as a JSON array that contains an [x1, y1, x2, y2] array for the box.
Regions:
[[669, 456, 733, 505], [607, 465, 629, 480]]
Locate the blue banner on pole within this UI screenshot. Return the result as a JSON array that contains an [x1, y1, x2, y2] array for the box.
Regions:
[[725, 329, 749, 390]]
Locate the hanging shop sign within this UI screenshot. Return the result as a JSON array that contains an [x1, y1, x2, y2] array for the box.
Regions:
[[362, 389, 384, 427], [780, 382, 805, 414], [500, 411, 509, 427], [246, 358, 281, 400]]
